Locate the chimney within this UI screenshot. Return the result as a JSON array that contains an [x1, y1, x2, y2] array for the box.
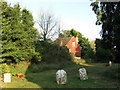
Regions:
[[76, 35, 78, 43]]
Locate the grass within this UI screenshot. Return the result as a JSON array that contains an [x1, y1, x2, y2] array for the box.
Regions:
[[1, 62, 120, 88]]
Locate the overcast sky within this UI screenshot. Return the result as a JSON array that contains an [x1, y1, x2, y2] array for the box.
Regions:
[[5, 0, 102, 41]]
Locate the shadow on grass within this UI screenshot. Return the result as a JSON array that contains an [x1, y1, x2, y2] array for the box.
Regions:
[[24, 63, 78, 88], [24, 62, 120, 88], [24, 61, 93, 88]]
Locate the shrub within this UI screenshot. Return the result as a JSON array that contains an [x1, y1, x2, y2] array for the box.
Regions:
[[83, 49, 95, 59], [35, 41, 73, 64], [85, 59, 94, 63], [96, 47, 111, 62], [73, 58, 86, 65], [1, 63, 10, 74]]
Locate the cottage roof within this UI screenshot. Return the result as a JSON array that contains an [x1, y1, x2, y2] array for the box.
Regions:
[[53, 37, 72, 46]]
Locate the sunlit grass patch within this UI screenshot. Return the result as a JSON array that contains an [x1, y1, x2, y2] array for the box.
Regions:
[[9, 61, 30, 75], [79, 63, 95, 66], [2, 75, 41, 88], [73, 58, 94, 66]]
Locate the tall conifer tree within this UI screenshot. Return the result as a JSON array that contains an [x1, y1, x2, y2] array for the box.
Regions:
[[1, 1, 41, 63]]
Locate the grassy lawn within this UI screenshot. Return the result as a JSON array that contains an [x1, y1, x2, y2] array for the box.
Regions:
[[2, 62, 120, 88]]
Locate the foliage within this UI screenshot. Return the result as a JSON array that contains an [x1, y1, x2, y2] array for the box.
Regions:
[[95, 39, 102, 51], [74, 59, 86, 64], [59, 29, 95, 60], [1, 1, 41, 63], [83, 48, 95, 60], [89, 40, 96, 52], [91, 1, 120, 63], [1, 63, 10, 74], [95, 39, 111, 62], [96, 47, 111, 62], [35, 40, 73, 65]]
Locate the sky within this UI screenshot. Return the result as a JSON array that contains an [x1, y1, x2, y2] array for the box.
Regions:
[[5, 0, 101, 41]]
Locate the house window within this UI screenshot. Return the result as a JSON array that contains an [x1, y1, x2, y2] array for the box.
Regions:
[[69, 49, 71, 53], [72, 41, 75, 47]]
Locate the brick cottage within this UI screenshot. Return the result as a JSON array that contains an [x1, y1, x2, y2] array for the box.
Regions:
[[54, 36, 81, 58]]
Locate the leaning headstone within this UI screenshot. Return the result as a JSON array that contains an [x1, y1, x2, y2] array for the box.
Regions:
[[79, 68, 88, 80], [56, 69, 67, 84], [4, 73, 11, 83]]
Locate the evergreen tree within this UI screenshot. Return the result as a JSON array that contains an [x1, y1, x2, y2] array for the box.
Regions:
[[21, 8, 41, 63], [1, 1, 41, 64]]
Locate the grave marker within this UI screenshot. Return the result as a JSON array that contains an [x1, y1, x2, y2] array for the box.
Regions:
[[79, 68, 88, 80], [4, 73, 11, 83], [56, 70, 67, 84]]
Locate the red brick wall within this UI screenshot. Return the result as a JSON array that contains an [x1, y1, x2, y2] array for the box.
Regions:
[[66, 37, 81, 57]]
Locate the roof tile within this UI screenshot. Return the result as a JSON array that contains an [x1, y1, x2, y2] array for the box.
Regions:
[[53, 37, 72, 46]]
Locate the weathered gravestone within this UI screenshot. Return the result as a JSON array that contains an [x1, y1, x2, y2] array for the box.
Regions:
[[109, 61, 112, 67], [56, 70, 67, 84], [79, 68, 88, 80], [4, 73, 11, 83]]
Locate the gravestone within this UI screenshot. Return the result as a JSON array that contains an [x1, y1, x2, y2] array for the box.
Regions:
[[79, 68, 88, 80], [4, 73, 11, 83], [109, 61, 112, 66], [56, 70, 67, 84]]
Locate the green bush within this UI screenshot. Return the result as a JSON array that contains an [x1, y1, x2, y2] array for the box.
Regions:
[[35, 41, 73, 64], [85, 59, 94, 63], [83, 49, 95, 59], [1, 63, 10, 74], [96, 47, 111, 62]]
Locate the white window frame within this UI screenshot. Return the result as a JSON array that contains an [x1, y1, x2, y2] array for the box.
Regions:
[[72, 41, 75, 47], [69, 49, 71, 53]]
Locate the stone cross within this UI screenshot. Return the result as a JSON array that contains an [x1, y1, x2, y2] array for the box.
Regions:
[[79, 68, 88, 80], [56, 69, 67, 84], [4, 73, 11, 83]]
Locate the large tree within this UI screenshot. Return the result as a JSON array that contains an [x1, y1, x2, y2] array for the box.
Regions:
[[1, 1, 41, 64], [21, 8, 41, 63], [37, 11, 58, 41], [91, 1, 120, 62]]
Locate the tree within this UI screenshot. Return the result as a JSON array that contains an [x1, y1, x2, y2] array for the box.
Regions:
[[1, 2, 23, 63], [89, 40, 96, 52], [95, 39, 102, 51], [95, 39, 111, 62], [35, 40, 73, 65], [1, 1, 41, 64], [21, 8, 41, 63], [91, 1, 120, 62], [37, 11, 58, 41]]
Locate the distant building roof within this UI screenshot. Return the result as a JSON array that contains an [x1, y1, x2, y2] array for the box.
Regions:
[[53, 37, 72, 46]]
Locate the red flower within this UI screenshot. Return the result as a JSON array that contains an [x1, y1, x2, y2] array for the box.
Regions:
[[1, 76, 4, 78], [15, 73, 18, 77], [19, 75, 24, 78]]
